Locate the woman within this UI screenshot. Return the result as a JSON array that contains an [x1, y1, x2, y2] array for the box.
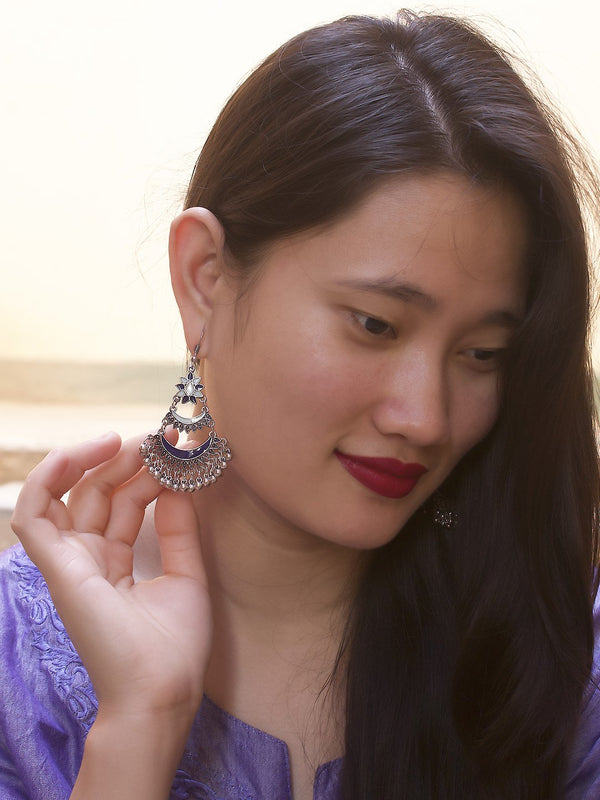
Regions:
[[3, 10, 600, 800]]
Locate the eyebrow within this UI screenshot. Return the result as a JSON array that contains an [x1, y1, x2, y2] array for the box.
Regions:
[[334, 277, 523, 328]]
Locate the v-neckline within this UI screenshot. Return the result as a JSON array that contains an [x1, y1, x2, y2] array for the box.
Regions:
[[176, 693, 343, 799]]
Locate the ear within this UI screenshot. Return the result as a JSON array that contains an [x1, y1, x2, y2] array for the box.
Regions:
[[169, 207, 226, 354]]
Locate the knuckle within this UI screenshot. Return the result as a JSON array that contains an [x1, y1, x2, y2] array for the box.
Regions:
[[10, 510, 23, 536], [23, 469, 38, 488]]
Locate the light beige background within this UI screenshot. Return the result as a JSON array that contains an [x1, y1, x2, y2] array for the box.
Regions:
[[1, 0, 599, 366]]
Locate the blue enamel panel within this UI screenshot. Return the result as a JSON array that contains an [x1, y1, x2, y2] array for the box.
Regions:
[[161, 434, 212, 460]]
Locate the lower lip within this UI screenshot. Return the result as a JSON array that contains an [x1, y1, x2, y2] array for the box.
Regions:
[[335, 453, 426, 499]]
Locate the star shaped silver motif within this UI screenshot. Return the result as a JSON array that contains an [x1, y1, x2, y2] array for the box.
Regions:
[[175, 373, 205, 404]]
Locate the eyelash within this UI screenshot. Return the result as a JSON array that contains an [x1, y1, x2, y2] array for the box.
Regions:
[[349, 311, 507, 372], [462, 348, 505, 371], [350, 311, 397, 339]]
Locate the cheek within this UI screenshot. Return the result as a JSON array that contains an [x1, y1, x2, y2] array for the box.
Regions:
[[208, 302, 358, 463], [244, 288, 360, 417], [452, 380, 500, 458], [286, 334, 362, 420]]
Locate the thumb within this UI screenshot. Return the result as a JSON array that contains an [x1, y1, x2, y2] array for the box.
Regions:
[[154, 490, 207, 583]]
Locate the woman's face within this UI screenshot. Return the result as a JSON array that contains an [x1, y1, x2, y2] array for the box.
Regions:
[[203, 173, 528, 549]]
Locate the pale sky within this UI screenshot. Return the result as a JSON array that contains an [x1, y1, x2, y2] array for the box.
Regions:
[[2, 0, 599, 364]]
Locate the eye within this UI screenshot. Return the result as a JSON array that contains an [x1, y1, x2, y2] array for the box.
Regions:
[[463, 347, 505, 371], [351, 311, 397, 339]]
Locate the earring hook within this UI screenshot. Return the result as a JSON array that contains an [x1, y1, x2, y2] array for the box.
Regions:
[[192, 328, 206, 365]]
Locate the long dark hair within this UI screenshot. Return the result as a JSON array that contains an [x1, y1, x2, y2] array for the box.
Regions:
[[185, 12, 600, 798]]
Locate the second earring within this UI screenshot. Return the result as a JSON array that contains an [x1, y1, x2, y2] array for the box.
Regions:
[[140, 344, 232, 492]]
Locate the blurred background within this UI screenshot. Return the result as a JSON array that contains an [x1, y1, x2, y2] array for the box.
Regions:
[[1, 0, 599, 547]]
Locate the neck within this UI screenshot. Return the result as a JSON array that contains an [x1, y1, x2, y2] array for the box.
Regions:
[[193, 473, 366, 742], [195, 474, 365, 629]]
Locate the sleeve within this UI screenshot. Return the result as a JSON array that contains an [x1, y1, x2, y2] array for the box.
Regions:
[[566, 590, 600, 800], [0, 729, 28, 800], [0, 545, 96, 800]]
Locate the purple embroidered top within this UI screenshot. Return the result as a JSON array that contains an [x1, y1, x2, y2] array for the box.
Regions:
[[0, 543, 598, 799]]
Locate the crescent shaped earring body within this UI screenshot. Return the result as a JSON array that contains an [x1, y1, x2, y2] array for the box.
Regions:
[[140, 340, 232, 492]]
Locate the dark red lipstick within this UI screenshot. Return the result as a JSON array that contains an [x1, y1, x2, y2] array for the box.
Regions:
[[335, 452, 427, 499]]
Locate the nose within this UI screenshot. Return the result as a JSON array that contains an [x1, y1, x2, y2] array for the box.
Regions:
[[371, 352, 450, 448]]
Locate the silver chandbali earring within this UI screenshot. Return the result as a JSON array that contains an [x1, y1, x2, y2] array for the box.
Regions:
[[140, 338, 232, 491]]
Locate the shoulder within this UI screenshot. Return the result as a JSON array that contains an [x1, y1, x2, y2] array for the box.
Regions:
[[566, 589, 600, 799], [0, 545, 96, 799]]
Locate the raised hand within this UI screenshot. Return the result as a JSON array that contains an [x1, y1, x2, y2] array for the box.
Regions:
[[10, 432, 213, 720]]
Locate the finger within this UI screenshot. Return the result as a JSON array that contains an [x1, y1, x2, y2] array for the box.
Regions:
[[11, 448, 68, 535], [47, 433, 123, 500], [103, 469, 165, 546], [11, 449, 72, 565], [67, 434, 149, 533], [12, 434, 120, 566], [12, 459, 73, 533], [154, 491, 207, 583], [45, 496, 71, 531]]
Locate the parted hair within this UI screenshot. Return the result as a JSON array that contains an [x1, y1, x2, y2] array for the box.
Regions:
[[185, 11, 600, 798]]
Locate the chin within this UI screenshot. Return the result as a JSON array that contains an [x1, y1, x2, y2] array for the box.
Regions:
[[313, 513, 416, 551]]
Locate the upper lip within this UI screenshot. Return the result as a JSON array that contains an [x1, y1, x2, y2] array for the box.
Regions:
[[336, 452, 428, 478]]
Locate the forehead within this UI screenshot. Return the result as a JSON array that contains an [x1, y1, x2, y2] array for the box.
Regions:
[[261, 172, 529, 307], [331, 173, 524, 267]]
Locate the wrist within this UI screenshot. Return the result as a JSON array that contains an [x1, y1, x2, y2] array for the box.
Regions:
[[71, 707, 196, 800]]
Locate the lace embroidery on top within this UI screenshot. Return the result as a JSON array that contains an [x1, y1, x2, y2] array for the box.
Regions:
[[10, 549, 258, 799], [12, 547, 98, 730], [171, 768, 255, 800], [9, 547, 335, 799]]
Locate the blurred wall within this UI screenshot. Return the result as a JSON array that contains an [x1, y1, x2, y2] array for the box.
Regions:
[[1, 0, 599, 365]]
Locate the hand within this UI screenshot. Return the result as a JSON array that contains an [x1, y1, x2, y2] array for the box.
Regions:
[[11, 432, 213, 720]]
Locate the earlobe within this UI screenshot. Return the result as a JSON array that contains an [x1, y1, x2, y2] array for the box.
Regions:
[[169, 207, 227, 353]]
